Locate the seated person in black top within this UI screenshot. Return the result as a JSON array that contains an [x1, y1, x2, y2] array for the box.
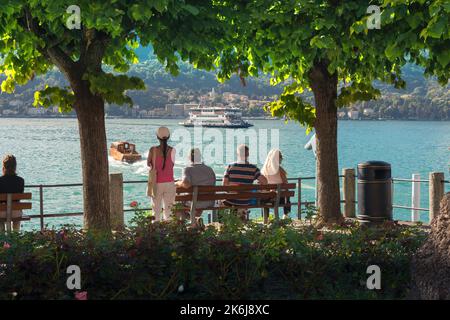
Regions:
[[0, 154, 25, 232]]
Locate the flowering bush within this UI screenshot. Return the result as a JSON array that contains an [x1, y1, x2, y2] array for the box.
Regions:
[[129, 201, 154, 227], [0, 216, 426, 300]]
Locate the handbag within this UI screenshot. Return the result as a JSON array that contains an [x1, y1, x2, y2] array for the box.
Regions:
[[146, 148, 157, 197]]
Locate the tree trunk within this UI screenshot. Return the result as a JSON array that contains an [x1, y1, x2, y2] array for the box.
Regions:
[[309, 62, 343, 224], [411, 192, 450, 299], [75, 91, 111, 233]]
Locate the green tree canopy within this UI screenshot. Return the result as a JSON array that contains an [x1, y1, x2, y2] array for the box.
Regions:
[[0, 0, 231, 109]]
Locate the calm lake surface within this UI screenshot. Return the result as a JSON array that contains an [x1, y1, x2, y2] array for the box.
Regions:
[[0, 118, 448, 229]]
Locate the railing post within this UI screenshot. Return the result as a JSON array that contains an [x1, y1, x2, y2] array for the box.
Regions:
[[109, 173, 124, 230], [342, 168, 356, 218], [429, 172, 445, 222], [39, 185, 44, 231], [411, 174, 420, 222], [297, 178, 302, 219]]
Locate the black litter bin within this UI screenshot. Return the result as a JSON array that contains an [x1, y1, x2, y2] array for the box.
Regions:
[[357, 161, 392, 225]]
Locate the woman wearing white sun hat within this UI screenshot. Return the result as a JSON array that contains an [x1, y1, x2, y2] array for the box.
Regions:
[[147, 126, 176, 221]]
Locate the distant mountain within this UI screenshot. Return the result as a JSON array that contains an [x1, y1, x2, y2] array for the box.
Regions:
[[128, 46, 280, 96], [362, 64, 449, 120]]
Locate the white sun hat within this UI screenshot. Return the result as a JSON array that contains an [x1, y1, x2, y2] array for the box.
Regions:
[[156, 126, 170, 139]]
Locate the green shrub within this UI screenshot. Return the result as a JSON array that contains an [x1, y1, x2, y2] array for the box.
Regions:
[[0, 218, 426, 300]]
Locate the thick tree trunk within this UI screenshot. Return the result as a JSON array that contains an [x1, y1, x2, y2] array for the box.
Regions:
[[411, 192, 450, 299], [309, 62, 343, 224], [75, 91, 111, 233], [39, 27, 112, 233]]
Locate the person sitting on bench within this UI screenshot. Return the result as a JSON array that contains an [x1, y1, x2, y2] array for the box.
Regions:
[[223, 144, 267, 221], [176, 148, 216, 227], [0, 154, 25, 232], [261, 149, 291, 219]]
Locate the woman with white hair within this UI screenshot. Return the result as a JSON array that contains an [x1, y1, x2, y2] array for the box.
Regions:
[[261, 149, 291, 218], [147, 127, 176, 221]]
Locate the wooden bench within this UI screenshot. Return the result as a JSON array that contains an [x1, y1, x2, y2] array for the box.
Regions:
[[175, 183, 296, 224], [0, 193, 32, 233]]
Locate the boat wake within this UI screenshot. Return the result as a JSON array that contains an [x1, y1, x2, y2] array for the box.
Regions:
[[108, 150, 150, 176], [109, 150, 186, 177]]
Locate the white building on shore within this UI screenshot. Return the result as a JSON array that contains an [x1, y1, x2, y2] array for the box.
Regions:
[[27, 107, 47, 115], [2, 109, 19, 116], [347, 110, 359, 120], [338, 111, 347, 119], [363, 108, 375, 117], [165, 103, 186, 117]]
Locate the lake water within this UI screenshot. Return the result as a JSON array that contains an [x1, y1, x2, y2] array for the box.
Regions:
[[0, 118, 448, 229]]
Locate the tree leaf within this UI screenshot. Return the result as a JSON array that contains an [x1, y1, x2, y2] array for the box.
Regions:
[[310, 35, 334, 49], [425, 17, 447, 39], [436, 49, 450, 68], [183, 5, 200, 15], [385, 43, 402, 60]]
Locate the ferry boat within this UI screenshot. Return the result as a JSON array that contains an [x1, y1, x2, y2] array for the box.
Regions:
[[180, 107, 253, 128], [109, 141, 142, 163]]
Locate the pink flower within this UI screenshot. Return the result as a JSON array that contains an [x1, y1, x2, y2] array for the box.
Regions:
[[3, 242, 11, 249], [130, 201, 138, 208], [74, 291, 88, 300], [315, 232, 324, 241]]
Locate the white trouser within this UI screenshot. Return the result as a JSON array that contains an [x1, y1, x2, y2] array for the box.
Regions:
[[0, 221, 21, 232], [151, 182, 176, 221], [0, 210, 22, 232]]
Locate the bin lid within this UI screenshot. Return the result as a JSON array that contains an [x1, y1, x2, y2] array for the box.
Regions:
[[358, 161, 391, 168]]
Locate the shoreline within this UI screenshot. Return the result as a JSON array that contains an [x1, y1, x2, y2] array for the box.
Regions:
[[0, 115, 449, 122]]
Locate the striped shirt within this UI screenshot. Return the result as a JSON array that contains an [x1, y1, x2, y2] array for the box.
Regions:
[[224, 162, 261, 205]]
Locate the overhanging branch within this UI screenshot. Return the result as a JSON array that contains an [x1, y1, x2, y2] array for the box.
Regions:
[[78, 29, 110, 72], [22, 8, 76, 75]]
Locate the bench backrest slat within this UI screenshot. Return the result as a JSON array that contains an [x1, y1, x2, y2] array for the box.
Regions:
[[0, 193, 32, 201], [175, 190, 300, 202], [175, 190, 295, 202], [176, 183, 296, 194], [0, 203, 32, 211], [0, 193, 33, 233], [176, 191, 276, 202]]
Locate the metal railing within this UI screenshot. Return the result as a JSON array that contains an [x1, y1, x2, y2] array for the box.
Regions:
[[23, 177, 320, 230], [391, 175, 449, 222], [391, 177, 430, 214], [19, 172, 448, 230]]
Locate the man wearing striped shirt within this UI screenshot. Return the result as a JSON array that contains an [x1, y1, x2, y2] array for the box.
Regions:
[[223, 145, 268, 218]]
